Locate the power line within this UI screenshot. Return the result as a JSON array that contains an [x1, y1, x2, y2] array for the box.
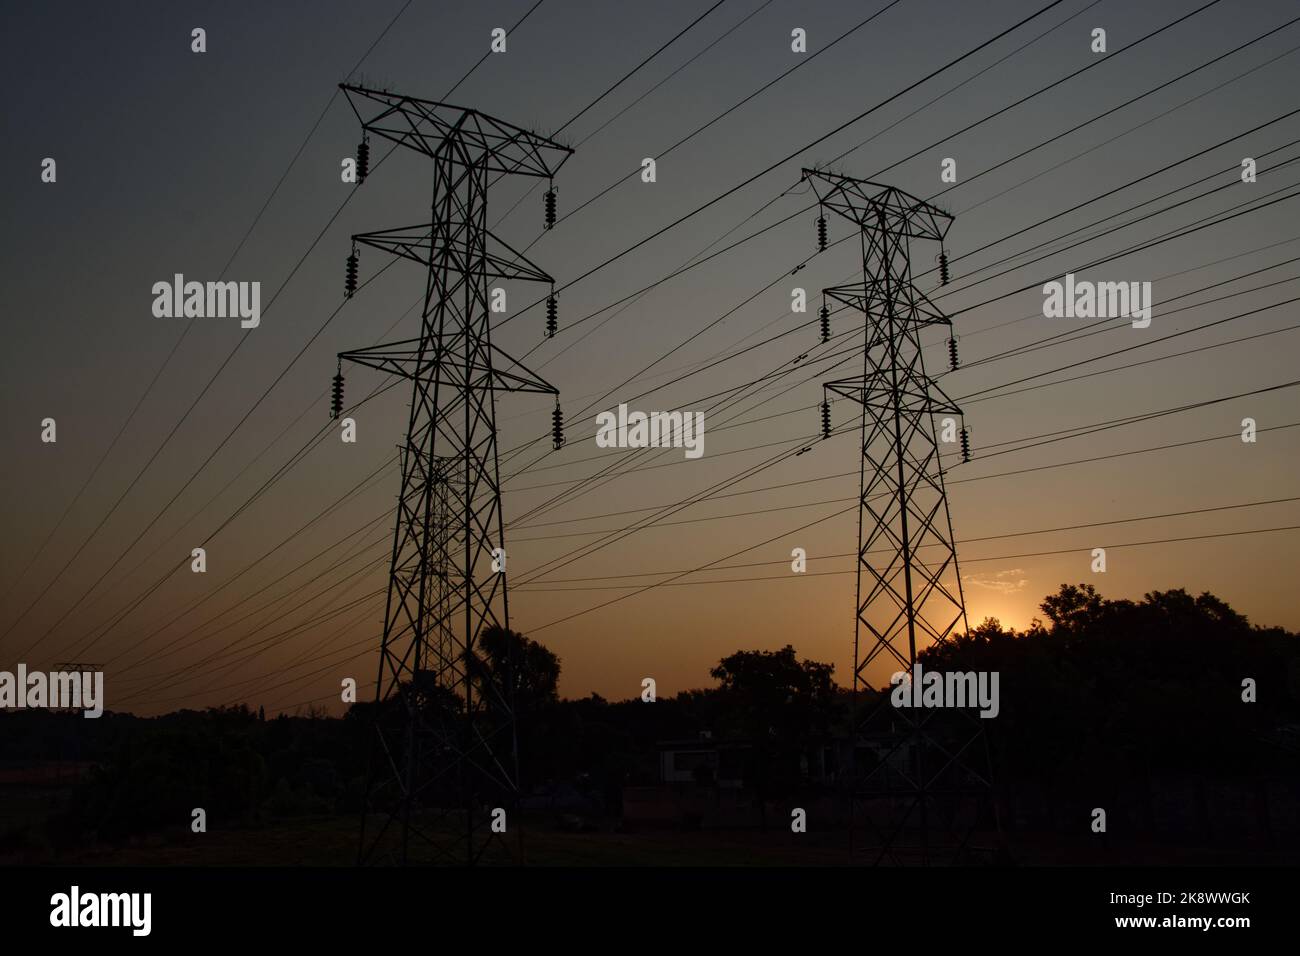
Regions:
[[515, 526, 1300, 591], [504, 376, 1300, 607], [57, 294, 423, 647], [50, 388, 400, 664], [558, 0, 730, 135], [116, 550, 391, 702], [408, 9, 1300, 554], [497, 167, 1300, 516], [102, 492, 393, 673], [9, 0, 733, 669], [3, 0, 555, 657], [508, 367, 1300, 532], [954, 40, 1300, 219], [179, 391, 1300, 711], [572, 0, 778, 150], [490, 106, 1300, 493], [443, 0, 547, 100], [0, 2, 417, 627], [490, 0, 743, 226], [152, 391, 1300, 709], [956, 293, 1300, 402], [8, 250, 403, 661], [837, 1, 1290, 189], [519, 234, 1300, 476], [48, 1, 1289, 712], [515, 497, 1300, 585], [946, 187, 1300, 325], [158, 416, 1300, 714], [495, 0, 1076, 331], [515, 0, 1258, 379], [544, 0, 908, 233], [937, 149, 1300, 304], [958, 243, 1300, 368], [454, 174, 1300, 598], [126, 588, 387, 709]]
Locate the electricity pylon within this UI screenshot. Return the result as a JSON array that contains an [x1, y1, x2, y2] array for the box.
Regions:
[[337, 84, 572, 865], [806, 168, 997, 865]]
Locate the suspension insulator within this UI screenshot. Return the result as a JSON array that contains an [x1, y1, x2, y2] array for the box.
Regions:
[[344, 252, 358, 298], [948, 336, 959, 371], [544, 186, 557, 230], [546, 294, 558, 338], [356, 136, 370, 183], [959, 427, 971, 463], [816, 215, 827, 252], [820, 399, 831, 440], [330, 372, 345, 420], [819, 304, 830, 344], [551, 401, 565, 450], [938, 251, 950, 286]]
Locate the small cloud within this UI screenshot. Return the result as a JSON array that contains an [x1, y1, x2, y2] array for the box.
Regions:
[[963, 569, 1027, 594]]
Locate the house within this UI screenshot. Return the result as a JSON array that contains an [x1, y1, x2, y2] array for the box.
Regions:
[[657, 731, 845, 787], [657, 732, 747, 788]]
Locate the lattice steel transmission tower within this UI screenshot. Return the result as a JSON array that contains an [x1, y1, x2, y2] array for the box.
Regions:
[[336, 85, 572, 865], [806, 168, 997, 865]]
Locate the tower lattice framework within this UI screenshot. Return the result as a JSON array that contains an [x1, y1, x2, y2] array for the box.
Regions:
[[338, 85, 572, 865], [807, 168, 997, 865]]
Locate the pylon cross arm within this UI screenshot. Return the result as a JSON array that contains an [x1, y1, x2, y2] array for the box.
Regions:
[[342, 84, 573, 178], [353, 226, 554, 283], [801, 168, 952, 240], [339, 341, 558, 395]]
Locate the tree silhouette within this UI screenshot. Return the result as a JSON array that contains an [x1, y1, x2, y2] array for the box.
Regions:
[[710, 645, 840, 826], [473, 625, 561, 714]]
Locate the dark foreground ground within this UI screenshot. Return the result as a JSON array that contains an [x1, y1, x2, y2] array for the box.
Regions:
[[5, 810, 1295, 867]]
